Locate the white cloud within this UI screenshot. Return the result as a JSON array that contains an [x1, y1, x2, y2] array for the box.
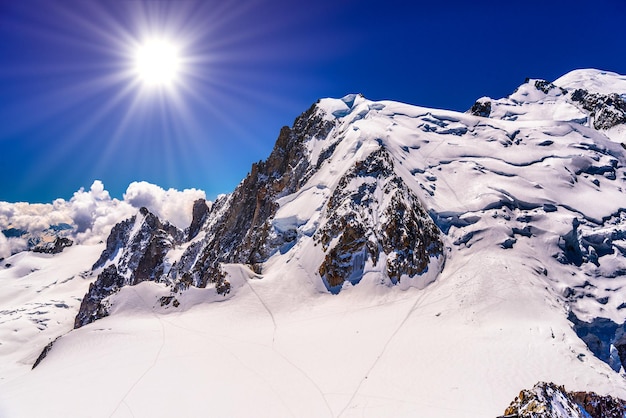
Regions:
[[0, 180, 209, 255], [0, 201, 72, 233], [70, 180, 116, 233], [123, 181, 206, 230], [0, 232, 10, 260]]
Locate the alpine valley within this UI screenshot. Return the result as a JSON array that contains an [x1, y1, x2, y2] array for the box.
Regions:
[[2, 69, 626, 417]]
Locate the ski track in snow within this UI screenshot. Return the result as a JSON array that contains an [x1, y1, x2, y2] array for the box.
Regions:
[[109, 286, 166, 418], [336, 248, 481, 417], [245, 278, 277, 342], [245, 278, 334, 417], [336, 289, 428, 417]]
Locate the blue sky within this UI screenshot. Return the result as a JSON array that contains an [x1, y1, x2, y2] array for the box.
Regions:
[[1, 0, 625, 203]]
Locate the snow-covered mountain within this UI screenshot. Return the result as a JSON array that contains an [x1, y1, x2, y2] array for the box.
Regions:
[[2, 69, 626, 417]]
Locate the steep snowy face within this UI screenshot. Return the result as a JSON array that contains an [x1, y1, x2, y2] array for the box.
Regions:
[[300, 80, 626, 368], [474, 69, 626, 142], [555, 69, 626, 96]]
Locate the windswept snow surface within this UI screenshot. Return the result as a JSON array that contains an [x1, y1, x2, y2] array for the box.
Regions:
[[0, 244, 103, 381], [2, 69, 626, 417]]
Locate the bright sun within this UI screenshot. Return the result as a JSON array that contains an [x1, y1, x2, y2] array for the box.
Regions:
[[133, 39, 181, 87]]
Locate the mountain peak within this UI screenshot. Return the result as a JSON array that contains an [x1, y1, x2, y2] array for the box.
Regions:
[[316, 93, 370, 119], [554, 68, 626, 95]]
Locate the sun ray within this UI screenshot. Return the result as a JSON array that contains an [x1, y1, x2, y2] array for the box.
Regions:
[[3, 0, 327, 201]]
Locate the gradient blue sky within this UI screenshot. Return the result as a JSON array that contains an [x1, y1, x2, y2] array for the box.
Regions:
[[1, 0, 625, 203]]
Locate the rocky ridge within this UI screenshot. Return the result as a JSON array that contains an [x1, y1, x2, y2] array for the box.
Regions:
[[74, 207, 184, 328], [32, 236, 73, 254], [502, 381, 626, 418], [167, 102, 336, 288]]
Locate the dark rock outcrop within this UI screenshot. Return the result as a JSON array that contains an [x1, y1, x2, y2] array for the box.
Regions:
[[74, 264, 124, 328], [571, 88, 626, 130], [32, 336, 61, 369], [187, 198, 210, 241], [92, 207, 184, 279], [571, 390, 626, 418], [502, 381, 626, 418], [470, 100, 491, 117], [75, 207, 184, 329], [534, 79, 568, 95], [32, 236, 73, 254], [315, 148, 443, 291]]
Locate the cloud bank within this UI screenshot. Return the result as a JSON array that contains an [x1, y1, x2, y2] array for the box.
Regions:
[[0, 232, 10, 260], [123, 181, 206, 231], [0, 181, 207, 255]]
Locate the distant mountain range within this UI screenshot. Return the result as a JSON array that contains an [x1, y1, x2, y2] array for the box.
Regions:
[[2, 69, 626, 417]]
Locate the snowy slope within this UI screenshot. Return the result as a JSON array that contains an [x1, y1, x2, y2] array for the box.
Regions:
[[0, 244, 103, 381], [1, 69, 626, 417]]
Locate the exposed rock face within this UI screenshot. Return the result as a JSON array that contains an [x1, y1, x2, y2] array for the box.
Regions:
[[534, 79, 567, 95], [502, 382, 626, 418], [74, 265, 124, 328], [32, 236, 73, 254], [571, 88, 626, 130], [32, 336, 60, 369], [469, 99, 491, 117], [571, 390, 626, 418], [92, 207, 184, 279], [315, 148, 443, 291], [170, 103, 335, 287], [73, 104, 337, 329], [187, 198, 210, 241], [75, 207, 184, 328]]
